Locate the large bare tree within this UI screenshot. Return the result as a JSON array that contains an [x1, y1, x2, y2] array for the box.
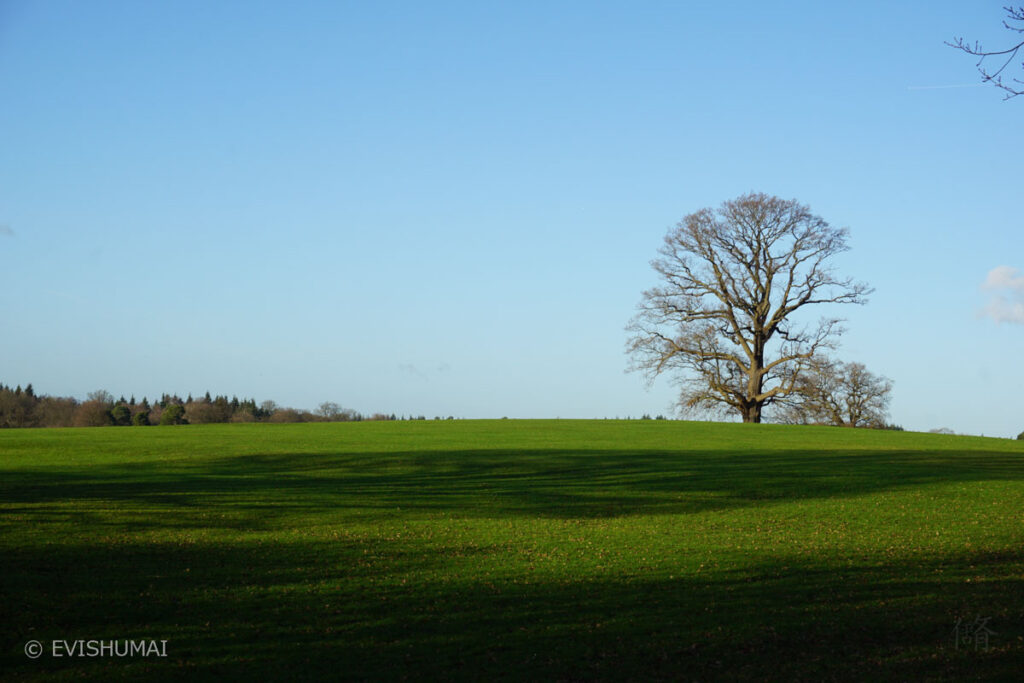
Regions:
[[628, 193, 871, 423]]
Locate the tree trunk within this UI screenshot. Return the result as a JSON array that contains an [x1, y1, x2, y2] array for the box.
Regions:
[[744, 341, 766, 424]]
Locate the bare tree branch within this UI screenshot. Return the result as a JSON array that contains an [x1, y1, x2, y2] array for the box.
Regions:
[[947, 6, 1024, 99]]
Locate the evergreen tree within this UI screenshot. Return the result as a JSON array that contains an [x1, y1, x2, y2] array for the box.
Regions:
[[159, 404, 187, 425], [110, 405, 132, 426]]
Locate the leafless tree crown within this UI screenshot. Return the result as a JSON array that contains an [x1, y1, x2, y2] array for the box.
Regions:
[[627, 193, 871, 423], [774, 357, 892, 428], [948, 6, 1024, 99]]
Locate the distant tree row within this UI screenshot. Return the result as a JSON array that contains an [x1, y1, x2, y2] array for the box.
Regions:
[[0, 384, 395, 428]]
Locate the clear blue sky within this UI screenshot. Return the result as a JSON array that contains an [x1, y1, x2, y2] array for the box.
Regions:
[[1, 1, 1020, 435]]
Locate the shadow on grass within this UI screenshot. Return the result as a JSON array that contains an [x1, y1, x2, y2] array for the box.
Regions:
[[2, 447, 1024, 528], [2, 536, 1022, 681], [3, 444, 1024, 679]]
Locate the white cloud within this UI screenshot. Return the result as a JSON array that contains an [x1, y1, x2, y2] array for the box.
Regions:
[[983, 265, 1024, 291], [981, 297, 1024, 324], [398, 363, 428, 380], [399, 362, 452, 380], [981, 266, 1024, 324]]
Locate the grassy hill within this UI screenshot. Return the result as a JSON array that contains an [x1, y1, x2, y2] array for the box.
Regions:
[[2, 420, 1023, 680]]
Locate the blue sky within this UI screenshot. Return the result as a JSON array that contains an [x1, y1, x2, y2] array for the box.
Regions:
[[0, 1, 1021, 435]]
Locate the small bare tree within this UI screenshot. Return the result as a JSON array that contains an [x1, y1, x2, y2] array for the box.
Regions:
[[948, 5, 1024, 99], [628, 193, 871, 423], [775, 357, 892, 428], [316, 401, 342, 421], [315, 402, 359, 422]]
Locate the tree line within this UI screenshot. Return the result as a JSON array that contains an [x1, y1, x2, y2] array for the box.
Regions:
[[0, 384, 399, 428]]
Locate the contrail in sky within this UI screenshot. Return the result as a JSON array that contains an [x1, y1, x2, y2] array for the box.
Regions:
[[907, 83, 985, 90]]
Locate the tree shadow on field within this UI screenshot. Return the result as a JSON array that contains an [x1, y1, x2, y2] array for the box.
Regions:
[[1, 446, 1024, 530], [2, 535, 1022, 681], [3, 440, 1024, 679]]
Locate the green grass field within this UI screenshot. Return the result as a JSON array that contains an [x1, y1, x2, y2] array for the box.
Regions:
[[2, 420, 1023, 680]]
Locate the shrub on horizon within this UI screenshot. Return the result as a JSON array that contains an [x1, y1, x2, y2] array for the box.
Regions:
[[110, 405, 132, 426], [159, 404, 187, 426]]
